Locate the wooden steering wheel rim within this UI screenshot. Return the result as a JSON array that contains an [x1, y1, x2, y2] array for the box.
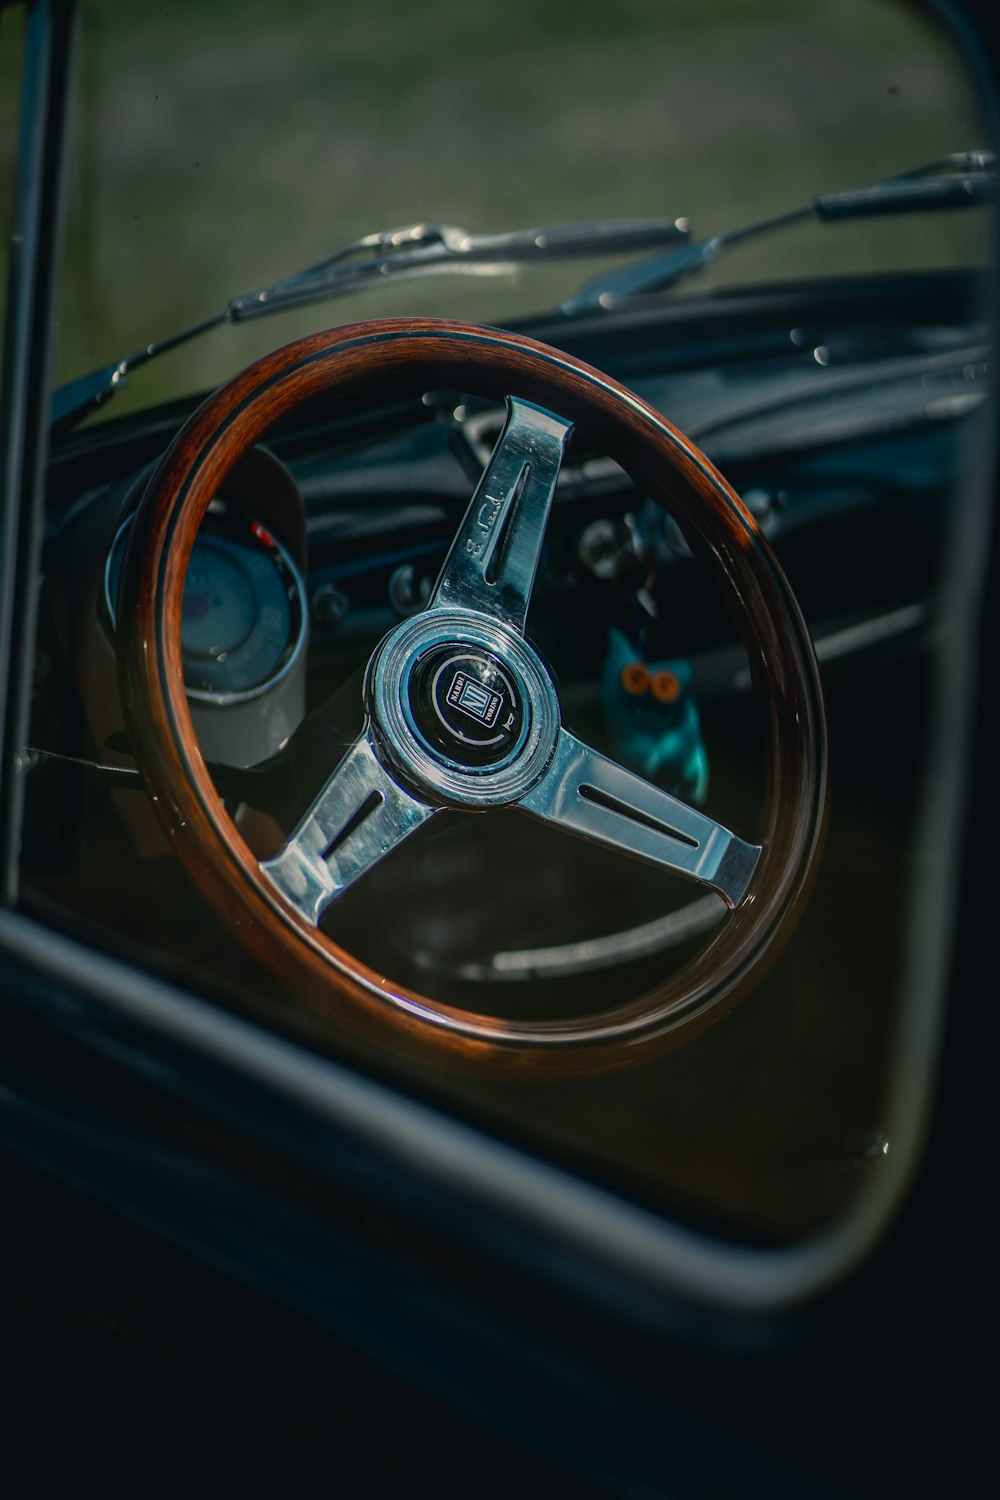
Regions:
[[118, 318, 828, 1076]]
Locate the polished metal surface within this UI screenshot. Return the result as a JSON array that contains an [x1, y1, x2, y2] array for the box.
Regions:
[[261, 733, 435, 924], [228, 217, 691, 320], [429, 397, 572, 633], [562, 154, 997, 313], [368, 607, 561, 806], [261, 394, 760, 928], [519, 730, 760, 908]]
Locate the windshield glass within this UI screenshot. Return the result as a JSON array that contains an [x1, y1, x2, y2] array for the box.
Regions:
[[51, 0, 988, 420]]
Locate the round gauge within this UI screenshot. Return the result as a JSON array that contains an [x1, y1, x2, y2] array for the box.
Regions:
[[105, 502, 307, 703]]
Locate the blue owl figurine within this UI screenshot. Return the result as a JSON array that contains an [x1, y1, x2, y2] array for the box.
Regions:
[[599, 628, 709, 804]]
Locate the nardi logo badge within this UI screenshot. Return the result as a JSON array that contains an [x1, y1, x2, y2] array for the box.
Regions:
[[409, 647, 527, 767], [446, 671, 503, 729]]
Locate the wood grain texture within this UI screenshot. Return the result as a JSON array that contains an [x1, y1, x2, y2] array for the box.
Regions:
[[117, 319, 828, 1076]]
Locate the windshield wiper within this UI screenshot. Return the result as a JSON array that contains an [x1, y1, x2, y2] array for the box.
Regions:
[[560, 151, 996, 315], [51, 215, 690, 433]]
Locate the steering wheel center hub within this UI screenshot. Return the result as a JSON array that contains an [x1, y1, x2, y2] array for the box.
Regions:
[[366, 609, 560, 807]]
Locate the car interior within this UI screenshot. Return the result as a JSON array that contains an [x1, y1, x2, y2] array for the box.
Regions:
[[1, 0, 996, 1493]]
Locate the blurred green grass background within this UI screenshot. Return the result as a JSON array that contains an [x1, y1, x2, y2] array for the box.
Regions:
[[2, 0, 989, 419]]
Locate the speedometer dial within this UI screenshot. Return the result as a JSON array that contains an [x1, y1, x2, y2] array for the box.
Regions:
[[182, 541, 258, 659], [105, 502, 306, 703]]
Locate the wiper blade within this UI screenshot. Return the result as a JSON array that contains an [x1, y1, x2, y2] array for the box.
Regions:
[[229, 216, 691, 320], [51, 215, 689, 433], [561, 151, 996, 314]]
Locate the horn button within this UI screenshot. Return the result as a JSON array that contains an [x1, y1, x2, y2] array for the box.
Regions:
[[408, 645, 527, 767]]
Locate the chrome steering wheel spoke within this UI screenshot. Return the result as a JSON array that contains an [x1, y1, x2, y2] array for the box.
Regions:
[[262, 398, 758, 926], [429, 396, 573, 633], [518, 729, 761, 909], [261, 732, 436, 925]]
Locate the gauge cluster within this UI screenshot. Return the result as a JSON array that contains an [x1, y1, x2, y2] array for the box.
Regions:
[[104, 502, 307, 704], [37, 441, 310, 830]]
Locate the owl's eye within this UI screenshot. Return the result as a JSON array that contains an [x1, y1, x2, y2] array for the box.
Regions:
[[620, 662, 650, 696], [650, 669, 681, 704]]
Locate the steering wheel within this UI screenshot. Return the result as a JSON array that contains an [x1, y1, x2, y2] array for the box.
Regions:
[[118, 319, 827, 1075]]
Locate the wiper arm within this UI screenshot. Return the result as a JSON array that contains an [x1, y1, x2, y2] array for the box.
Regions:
[[229, 216, 692, 319], [560, 152, 996, 315], [51, 215, 690, 433]]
